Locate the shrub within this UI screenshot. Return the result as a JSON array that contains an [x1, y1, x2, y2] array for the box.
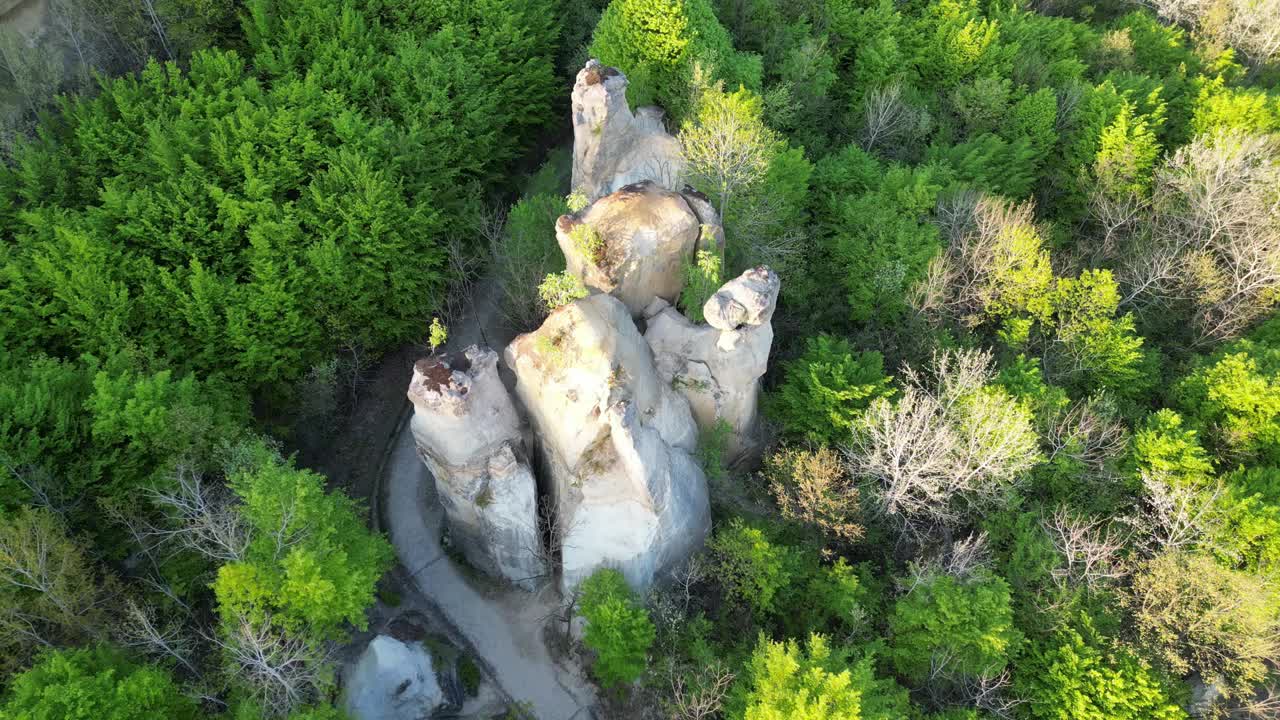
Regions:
[[538, 272, 590, 310], [766, 445, 864, 544], [680, 248, 723, 323], [578, 568, 655, 687], [1, 646, 197, 720], [710, 519, 793, 618]]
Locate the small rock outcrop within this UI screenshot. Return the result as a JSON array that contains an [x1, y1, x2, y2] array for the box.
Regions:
[[407, 346, 544, 588], [558, 180, 717, 317], [504, 293, 711, 592], [571, 59, 684, 200], [645, 266, 781, 465], [342, 635, 444, 720]]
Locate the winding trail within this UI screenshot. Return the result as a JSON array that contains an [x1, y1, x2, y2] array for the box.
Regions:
[[378, 279, 597, 720]]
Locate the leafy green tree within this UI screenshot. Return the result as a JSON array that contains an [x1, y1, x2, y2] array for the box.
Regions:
[[1017, 617, 1186, 720], [710, 519, 793, 618], [1, 646, 197, 720], [1175, 321, 1280, 464], [578, 568, 655, 687], [829, 163, 946, 322], [1209, 466, 1280, 574], [888, 570, 1022, 681], [1129, 410, 1215, 488], [1047, 270, 1151, 400], [589, 0, 761, 121], [213, 442, 393, 637], [767, 335, 894, 444], [734, 633, 912, 720]]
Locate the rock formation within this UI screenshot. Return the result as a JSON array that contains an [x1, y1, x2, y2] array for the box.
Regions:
[[504, 293, 711, 592], [342, 635, 444, 720], [572, 59, 685, 201], [557, 180, 719, 317], [645, 266, 781, 465], [407, 346, 544, 589]]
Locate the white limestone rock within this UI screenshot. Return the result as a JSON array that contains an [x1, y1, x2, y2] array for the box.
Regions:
[[571, 60, 684, 200], [557, 180, 713, 317], [504, 293, 710, 593], [407, 346, 545, 589], [342, 635, 444, 720], [645, 266, 781, 465]]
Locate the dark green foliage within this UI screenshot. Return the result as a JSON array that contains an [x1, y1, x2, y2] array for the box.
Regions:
[[888, 570, 1023, 681], [766, 335, 894, 444], [578, 568, 655, 687]]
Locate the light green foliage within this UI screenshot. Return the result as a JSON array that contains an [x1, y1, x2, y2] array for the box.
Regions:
[[495, 192, 570, 329], [910, 0, 1015, 90], [1018, 618, 1187, 720], [1048, 270, 1151, 399], [1191, 77, 1280, 135], [1131, 552, 1279, 696], [214, 442, 393, 637], [1129, 410, 1215, 487], [1175, 322, 1280, 464], [538, 272, 590, 310], [428, 318, 448, 354], [767, 335, 894, 444], [1093, 102, 1163, 199], [680, 84, 780, 221], [736, 633, 912, 720], [589, 0, 761, 122], [1, 646, 197, 720], [681, 248, 723, 323], [566, 190, 591, 213], [578, 568, 655, 687], [710, 519, 793, 618], [570, 223, 606, 265], [889, 570, 1022, 681], [1210, 466, 1280, 573]]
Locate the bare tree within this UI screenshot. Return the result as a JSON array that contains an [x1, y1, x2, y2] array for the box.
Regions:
[[664, 661, 735, 720], [0, 508, 111, 669], [859, 84, 926, 153], [146, 464, 251, 563], [1043, 395, 1129, 477], [1126, 472, 1224, 555], [117, 597, 200, 676], [849, 349, 1041, 538], [1229, 685, 1280, 719], [1042, 508, 1130, 592], [1117, 132, 1280, 344], [1142, 0, 1280, 67], [209, 614, 333, 718]]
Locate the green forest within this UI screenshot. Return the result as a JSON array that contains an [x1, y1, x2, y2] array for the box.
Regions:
[[1, 0, 1278, 718]]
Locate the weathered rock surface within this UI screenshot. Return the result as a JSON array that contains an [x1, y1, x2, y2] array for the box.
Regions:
[[645, 266, 781, 465], [342, 635, 444, 720], [557, 180, 713, 317], [504, 293, 710, 592], [571, 59, 684, 200], [407, 346, 544, 589]]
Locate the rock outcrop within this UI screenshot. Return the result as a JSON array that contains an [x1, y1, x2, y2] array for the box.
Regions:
[[504, 293, 711, 592], [571, 60, 684, 200], [407, 346, 544, 589], [557, 180, 719, 317], [342, 635, 444, 720], [645, 266, 781, 465]]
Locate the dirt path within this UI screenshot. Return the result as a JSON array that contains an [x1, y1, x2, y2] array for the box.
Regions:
[[371, 278, 597, 719], [382, 424, 597, 719]]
